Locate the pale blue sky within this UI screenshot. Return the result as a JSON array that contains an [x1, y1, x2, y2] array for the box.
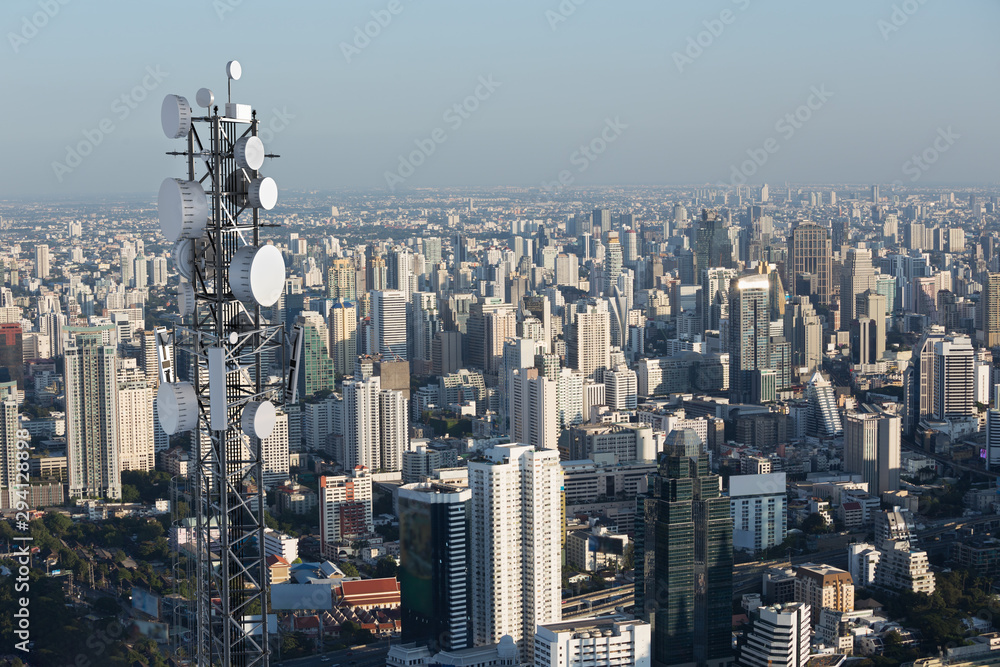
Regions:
[[1, 0, 997, 196]]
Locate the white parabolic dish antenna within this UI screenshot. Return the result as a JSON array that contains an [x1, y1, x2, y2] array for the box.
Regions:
[[161, 94, 192, 139], [227, 60, 242, 80], [235, 136, 265, 171], [242, 400, 277, 440], [196, 88, 215, 108], [230, 244, 285, 307], [159, 178, 209, 242], [156, 382, 198, 435], [249, 176, 278, 210]]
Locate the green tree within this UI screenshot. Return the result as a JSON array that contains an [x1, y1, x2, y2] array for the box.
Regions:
[[801, 512, 830, 534], [121, 484, 141, 503], [374, 557, 398, 579], [339, 561, 360, 577]]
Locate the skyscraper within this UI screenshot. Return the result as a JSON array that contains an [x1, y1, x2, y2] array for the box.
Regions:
[[844, 409, 901, 497], [592, 208, 611, 238], [0, 323, 24, 389], [116, 359, 154, 473], [635, 440, 733, 667], [786, 222, 832, 305], [297, 311, 335, 400], [379, 387, 408, 472], [567, 299, 611, 381], [857, 291, 887, 362], [694, 209, 734, 276], [605, 363, 638, 411], [841, 247, 877, 324], [65, 325, 121, 500], [784, 296, 822, 375], [932, 337, 975, 420], [0, 378, 18, 508], [469, 444, 562, 662], [327, 257, 358, 301], [329, 299, 357, 378], [341, 376, 381, 470], [372, 289, 409, 361], [806, 372, 843, 438], [729, 273, 771, 403], [979, 273, 1000, 348], [35, 244, 50, 280], [604, 231, 623, 295], [508, 367, 558, 450], [398, 482, 472, 652]]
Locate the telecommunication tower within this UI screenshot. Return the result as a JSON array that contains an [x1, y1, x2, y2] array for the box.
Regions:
[[154, 61, 302, 667]]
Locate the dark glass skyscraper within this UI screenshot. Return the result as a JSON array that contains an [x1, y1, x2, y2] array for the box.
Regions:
[[635, 433, 733, 667], [398, 482, 472, 652]]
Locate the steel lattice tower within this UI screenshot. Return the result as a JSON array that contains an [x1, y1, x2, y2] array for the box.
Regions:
[[155, 62, 296, 667]]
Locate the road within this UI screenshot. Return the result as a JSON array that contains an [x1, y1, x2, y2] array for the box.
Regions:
[[275, 639, 390, 667], [901, 438, 999, 479]]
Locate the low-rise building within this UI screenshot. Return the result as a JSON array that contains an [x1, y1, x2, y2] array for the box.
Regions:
[[534, 615, 651, 667]]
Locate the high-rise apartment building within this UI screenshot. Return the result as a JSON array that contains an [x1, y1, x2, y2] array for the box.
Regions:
[[399, 482, 473, 652], [567, 299, 611, 381], [469, 444, 562, 662], [509, 368, 558, 450], [979, 273, 1000, 348], [379, 387, 408, 472], [327, 257, 358, 301], [605, 364, 638, 411], [635, 442, 733, 667], [65, 325, 121, 500], [261, 410, 290, 488], [319, 466, 373, 556], [730, 472, 787, 554], [737, 603, 812, 667], [0, 379, 18, 508], [116, 360, 154, 473], [793, 564, 854, 625], [328, 298, 357, 378], [341, 376, 382, 471]]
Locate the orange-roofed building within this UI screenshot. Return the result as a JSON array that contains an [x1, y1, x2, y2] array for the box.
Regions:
[[336, 577, 401, 610]]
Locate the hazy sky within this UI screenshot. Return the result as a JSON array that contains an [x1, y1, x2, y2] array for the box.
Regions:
[[1, 0, 997, 197]]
